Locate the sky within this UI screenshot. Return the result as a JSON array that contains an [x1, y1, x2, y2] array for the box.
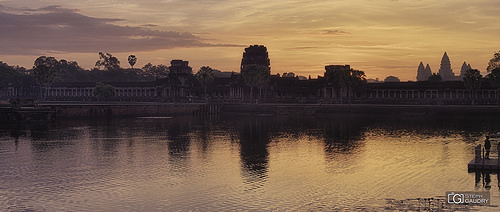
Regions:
[[0, 0, 499, 81]]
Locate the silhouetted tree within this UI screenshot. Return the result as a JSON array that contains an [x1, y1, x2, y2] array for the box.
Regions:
[[325, 67, 366, 103], [427, 73, 442, 83], [485, 67, 500, 104], [142, 63, 169, 79], [487, 50, 500, 72], [32, 56, 58, 100], [93, 82, 115, 101], [350, 69, 367, 100], [54, 59, 88, 82], [195, 66, 215, 99], [241, 64, 270, 100], [0, 61, 25, 84], [128, 55, 137, 69], [486, 67, 500, 88], [463, 69, 482, 90], [463, 69, 482, 104], [95, 52, 120, 71]]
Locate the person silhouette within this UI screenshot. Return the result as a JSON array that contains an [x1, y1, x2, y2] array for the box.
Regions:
[[485, 136, 491, 159]]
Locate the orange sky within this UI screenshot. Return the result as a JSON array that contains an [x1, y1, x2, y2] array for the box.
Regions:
[[1, 0, 499, 81]]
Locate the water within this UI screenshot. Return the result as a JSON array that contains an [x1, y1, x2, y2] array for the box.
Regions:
[[1, 114, 499, 211]]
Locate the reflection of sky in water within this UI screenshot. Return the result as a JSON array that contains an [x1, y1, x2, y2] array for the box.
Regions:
[[0, 114, 499, 211]]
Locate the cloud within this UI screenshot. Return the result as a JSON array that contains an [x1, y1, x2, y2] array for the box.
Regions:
[[0, 5, 237, 55], [322, 30, 350, 35]]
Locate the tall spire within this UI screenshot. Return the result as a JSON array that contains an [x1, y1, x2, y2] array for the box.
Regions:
[[460, 61, 470, 79], [439, 52, 454, 81], [417, 62, 432, 81], [417, 62, 425, 81]]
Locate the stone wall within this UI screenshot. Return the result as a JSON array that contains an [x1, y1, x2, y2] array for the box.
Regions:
[[51, 104, 206, 118]]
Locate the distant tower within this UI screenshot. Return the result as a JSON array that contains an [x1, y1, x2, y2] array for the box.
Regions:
[[416, 62, 432, 81], [241, 45, 271, 72], [439, 52, 455, 81], [169, 60, 192, 75], [425, 64, 432, 75], [460, 61, 472, 79]]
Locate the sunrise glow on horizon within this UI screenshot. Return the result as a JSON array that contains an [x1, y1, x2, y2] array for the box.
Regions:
[[1, 0, 499, 81]]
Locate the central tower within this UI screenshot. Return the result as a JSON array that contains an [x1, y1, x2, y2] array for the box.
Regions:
[[438, 52, 455, 81]]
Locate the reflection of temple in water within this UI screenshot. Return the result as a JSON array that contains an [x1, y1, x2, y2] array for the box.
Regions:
[[319, 115, 366, 153], [235, 117, 270, 190], [165, 118, 193, 173]]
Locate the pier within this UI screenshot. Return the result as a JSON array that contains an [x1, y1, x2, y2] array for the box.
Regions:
[[468, 144, 500, 171]]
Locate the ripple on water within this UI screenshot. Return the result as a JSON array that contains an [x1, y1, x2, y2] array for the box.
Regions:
[[1, 115, 497, 211]]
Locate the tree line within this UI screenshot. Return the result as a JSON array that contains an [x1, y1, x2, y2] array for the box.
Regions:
[[1, 52, 170, 84]]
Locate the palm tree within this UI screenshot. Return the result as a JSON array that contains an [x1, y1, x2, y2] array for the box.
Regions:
[[195, 66, 215, 99], [128, 55, 137, 69]]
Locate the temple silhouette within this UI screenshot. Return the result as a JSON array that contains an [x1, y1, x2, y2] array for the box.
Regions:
[[3, 49, 497, 105], [417, 52, 472, 82]]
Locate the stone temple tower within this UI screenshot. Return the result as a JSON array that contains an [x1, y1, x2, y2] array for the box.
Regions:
[[425, 64, 432, 76], [439, 52, 455, 81], [459, 61, 472, 79], [416, 62, 432, 81]]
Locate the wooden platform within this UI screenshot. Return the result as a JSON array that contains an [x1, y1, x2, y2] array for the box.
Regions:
[[468, 158, 500, 171], [468, 144, 500, 171]]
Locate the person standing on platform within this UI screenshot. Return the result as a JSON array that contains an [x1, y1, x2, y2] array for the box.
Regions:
[[485, 136, 491, 159]]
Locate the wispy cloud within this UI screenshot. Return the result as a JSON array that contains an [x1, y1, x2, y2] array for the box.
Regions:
[[1, 0, 500, 80], [0, 5, 239, 55], [322, 29, 350, 35]]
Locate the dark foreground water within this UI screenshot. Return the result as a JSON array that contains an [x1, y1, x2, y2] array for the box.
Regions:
[[1, 114, 500, 211]]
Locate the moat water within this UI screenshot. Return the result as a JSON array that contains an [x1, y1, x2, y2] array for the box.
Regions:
[[1, 114, 500, 211]]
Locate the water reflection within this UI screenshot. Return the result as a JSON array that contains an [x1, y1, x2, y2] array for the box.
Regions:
[[4, 114, 500, 210], [235, 117, 270, 190], [474, 171, 500, 191], [320, 115, 366, 153], [166, 117, 192, 156]]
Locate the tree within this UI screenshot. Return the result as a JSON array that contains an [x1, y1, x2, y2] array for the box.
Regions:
[[463, 69, 482, 90], [487, 50, 500, 72], [32, 56, 58, 100], [128, 55, 137, 69], [350, 69, 367, 96], [241, 64, 270, 100], [427, 73, 442, 83], [486, 67, 500, 88], [324, 66, 366, 103], [0, 61, 25, 84], [95, 52, 120, 71], [93, 82, 115, 101], [485, 67, 500, 104], [463, 69, 482, 104], [142, 63, 169, 79], [54, 59, 88, 82], [195, 66, 215, 99]]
